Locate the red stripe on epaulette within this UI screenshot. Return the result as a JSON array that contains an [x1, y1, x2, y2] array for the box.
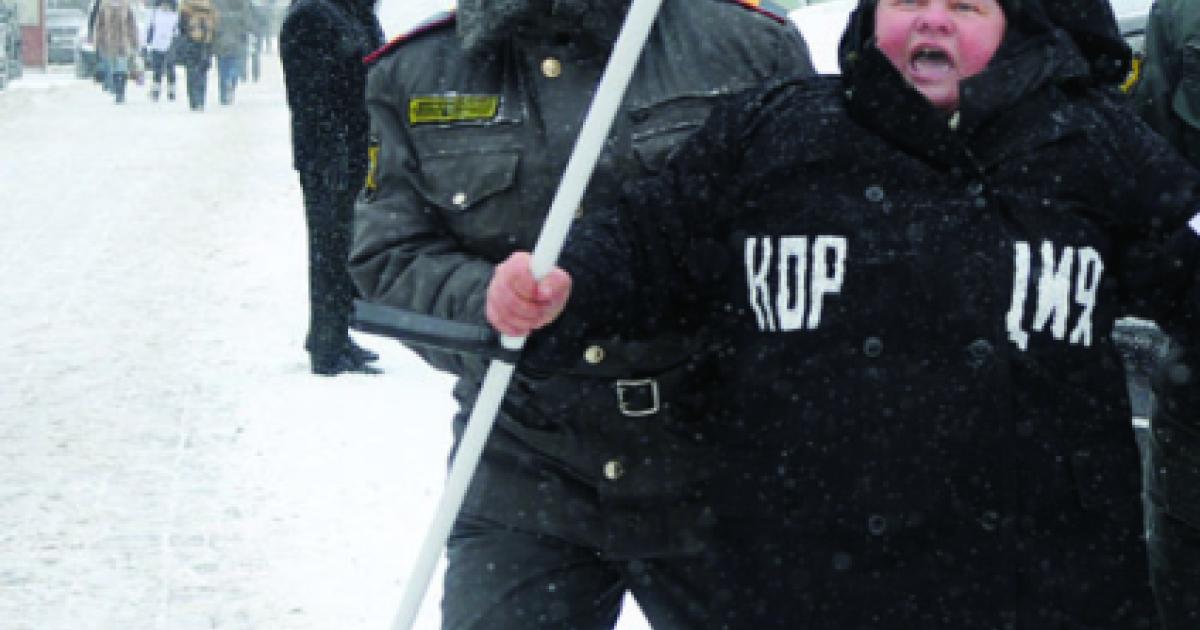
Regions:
[[364, 10, 457, 65], [730, 0, 788, 25]]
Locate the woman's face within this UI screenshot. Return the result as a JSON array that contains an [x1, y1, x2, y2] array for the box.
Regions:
[[874, 0, 1007, 112]]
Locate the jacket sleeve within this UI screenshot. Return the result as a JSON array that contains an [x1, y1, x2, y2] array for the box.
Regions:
[[348, 64, 494, 378], [524, 87, 767, 370], [1098, 94, 1200, 344]]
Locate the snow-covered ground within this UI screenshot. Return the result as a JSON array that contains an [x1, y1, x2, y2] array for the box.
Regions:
[[0, 34, 652, 630]]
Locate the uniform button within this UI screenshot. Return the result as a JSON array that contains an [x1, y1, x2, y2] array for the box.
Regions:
[[966, 338, 993, 366], [574, 205, 584, 219], [863, 336, 883, 358], [603, 459, 625, 480], [867, 514, 888, 536], [948, 110, 961, 130], [584, 345, 606, 364], [966, 180, 984, 196], [541, 57, 562, 78], [451, 192, 467, 207], [978, 510, 1000, 532]]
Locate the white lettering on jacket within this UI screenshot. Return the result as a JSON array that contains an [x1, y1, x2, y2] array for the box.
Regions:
[[745, 235, 847, 331], [1005, 241, 1103, 351]]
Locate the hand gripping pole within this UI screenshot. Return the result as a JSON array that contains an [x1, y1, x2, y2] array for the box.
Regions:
[[387, 1, 667, 628]]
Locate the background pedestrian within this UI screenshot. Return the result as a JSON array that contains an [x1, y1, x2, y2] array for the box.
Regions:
[[145, 0, 179, 101], [280, 0, 383, 376], [93, 0, 139, 103], [178, 0, 217, 111], [212, 0, 250, 105]]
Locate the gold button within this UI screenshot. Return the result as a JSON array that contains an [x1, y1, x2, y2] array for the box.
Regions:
[[603, 460, 625, 480], [574, 205, 584, 219], [451, 192, 467, 207], [584, 345, 605, 364], [541, 57, 562, 78], [948, 111, 961, 130]]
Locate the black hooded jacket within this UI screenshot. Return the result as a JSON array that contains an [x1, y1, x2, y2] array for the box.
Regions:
[[531, 0, 1200, 626]]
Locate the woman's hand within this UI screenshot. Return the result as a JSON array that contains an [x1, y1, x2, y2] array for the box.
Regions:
[[486, 252, 573, 337]]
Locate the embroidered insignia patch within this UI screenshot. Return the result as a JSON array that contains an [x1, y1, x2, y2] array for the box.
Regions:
[[364, 134, 380, 199], [409, 95, 500, 124]]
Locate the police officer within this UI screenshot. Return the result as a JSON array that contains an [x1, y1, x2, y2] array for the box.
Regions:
[[280, 0, 383, 376], [1132, 2, 1200, 626], [350, 0, 812, 626]]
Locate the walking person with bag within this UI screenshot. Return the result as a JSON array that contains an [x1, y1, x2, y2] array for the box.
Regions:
[[178, 0, 217, 111], [93, 0, 139, 103], [145, 0, 180, 101]]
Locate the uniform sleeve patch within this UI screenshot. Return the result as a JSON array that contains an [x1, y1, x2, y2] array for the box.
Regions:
[[364, 134, 381, 199], [409, 95, 500, 125]]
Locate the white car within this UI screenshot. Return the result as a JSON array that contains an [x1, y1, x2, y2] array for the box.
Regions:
[[790, 0, 1153, 75]]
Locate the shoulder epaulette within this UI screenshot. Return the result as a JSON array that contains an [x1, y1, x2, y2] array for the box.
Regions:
[[727, 0, 789, 25], [364, 9, 456, 65]]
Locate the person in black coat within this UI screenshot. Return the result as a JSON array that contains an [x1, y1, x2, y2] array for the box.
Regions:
[[488, 0, 1200, 627], [279, 0, 382, 375]]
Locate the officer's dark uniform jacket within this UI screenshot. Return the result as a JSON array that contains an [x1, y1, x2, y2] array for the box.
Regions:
[[531, 1, 1200, 626], [350, 0, 812, 557]]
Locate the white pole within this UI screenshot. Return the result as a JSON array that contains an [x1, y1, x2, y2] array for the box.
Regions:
[[386, 0, 666, 628]]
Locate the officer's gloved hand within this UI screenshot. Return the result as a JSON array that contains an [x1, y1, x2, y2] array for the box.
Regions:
[[319, 146, 351, 192]]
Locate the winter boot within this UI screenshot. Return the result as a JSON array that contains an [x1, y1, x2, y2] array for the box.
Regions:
[[167, 84, 175, 101], [150, 82, 160, 101]]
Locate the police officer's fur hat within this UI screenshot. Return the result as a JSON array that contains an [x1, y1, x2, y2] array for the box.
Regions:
[[457, 0, 630, 54]]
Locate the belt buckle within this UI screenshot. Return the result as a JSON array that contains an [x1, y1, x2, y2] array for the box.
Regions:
[[615, 378, 660, 417]]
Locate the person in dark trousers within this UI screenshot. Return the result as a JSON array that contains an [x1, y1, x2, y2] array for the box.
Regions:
[[349, 0, 812, 626], [145, 0, 180, 101], [178, 0, 217, 110], [280, 0, 382, 376], [212, 0, 249, 105], [488, 0, 1200, 627], [1130, 1, 1200, 626]]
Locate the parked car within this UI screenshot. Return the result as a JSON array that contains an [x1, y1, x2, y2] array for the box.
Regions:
[[790, 0, 1153, 75], [46, 6, 86, 64]]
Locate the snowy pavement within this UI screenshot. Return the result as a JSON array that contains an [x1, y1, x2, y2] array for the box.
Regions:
[[0, 59, 650, 630]]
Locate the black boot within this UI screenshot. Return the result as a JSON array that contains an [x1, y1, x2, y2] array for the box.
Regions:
[[310, 349, 382, 376], [348, 339, 380, 363]]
